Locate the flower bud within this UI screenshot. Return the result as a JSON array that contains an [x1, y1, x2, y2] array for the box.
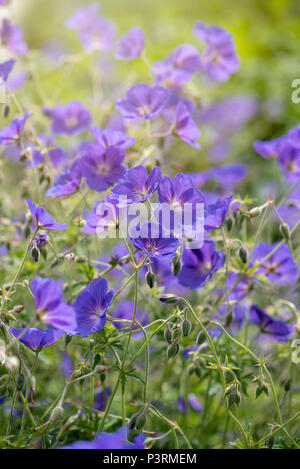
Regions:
[[3, 103, 10, 118], [50, 405, 64, 424], [0, 374, 10, 390], [12, 305, 24, 314], [187, 364, 196, 376], [172, 258, 181, 276], [167, 342, 180, 360], [239, 246, 248, 264], [227, 389, 241, 409], [181, 319, 192, 337], [279, 223, 290, 241], [17, 374, 25, 391], [196, 331, 206, 346], [164, 325, 173, 344], [30, 375, 36, 394], [129, 412, 138, 429], [225, 216, 233, 232], [145, 269, 155, 289], [159, 294, 178, 304], [265, 435, 274, 449], [224, 308, 233, 327], [283, 378, 292, 392], [135, 413, 147, 431], [30, 244, 40, 263]]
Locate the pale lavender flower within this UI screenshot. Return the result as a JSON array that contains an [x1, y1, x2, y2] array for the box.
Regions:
[[115, 27, 144, 61]]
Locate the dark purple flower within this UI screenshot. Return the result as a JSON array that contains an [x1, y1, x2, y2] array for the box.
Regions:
[[116, 83, 169, 120], [130, 222, 180, 260], [278, 143, 300, 183], [62, 427, 145, 449], [65, 4, 116, 53], [112, 165, 161, 203], [250, 305, 294, 342], [47, 161, 82, 198], [0, 113, 30, 146], [72, 277, 114, 338], [253, 136, 286, 159], [172, 101, 201, 148], [81, 144, 127, 192], [26, 198, 68, 231], [43, 101, 92, 136], [251, 243, 298, 286], [115, 27, 144, 61], [31, 277, 76, 333], [153, 44, 202, 88], [91, 126, 136, 150], [204, 196, 232, 231], [194, 22, 239, 82], [177, 240, 225, 289], [10, 328, 64, 351], [0, 58, 15, 82], [112, 300, 149, 335], [0, 19, 28, 55]]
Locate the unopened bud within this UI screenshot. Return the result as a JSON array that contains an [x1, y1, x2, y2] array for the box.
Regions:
[[172, 258, 181, 276], [159, 294, 178, 304], [135, 413, 147, 431], [145, 270, 155, 289], [224, 308, 233, 327], [239, 246, 248, 264], [30, 375, 36, 394], [181, 319, 191, 337], [50, 405, 64, 423], [13, 305, 24, 313], [17, 374, 25, 391], [196, 331, 206, 346], [3, 103, 10, 118], [228, 390, 241, 409], [283, 378, 292, 392], [279, 223, 290, 241], [30, 244, 40, 263], [167, 342, 180, 360], [129, 412, 138, 429], [225, 216, 234, 232], [164, 325, 173, 344]]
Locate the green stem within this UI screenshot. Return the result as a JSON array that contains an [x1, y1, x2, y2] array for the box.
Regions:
[[182, 298, 249, 447]]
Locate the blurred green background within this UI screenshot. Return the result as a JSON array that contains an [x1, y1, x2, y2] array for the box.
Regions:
[[18, 0, 300, 151], [4, 0, 300, 198]]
